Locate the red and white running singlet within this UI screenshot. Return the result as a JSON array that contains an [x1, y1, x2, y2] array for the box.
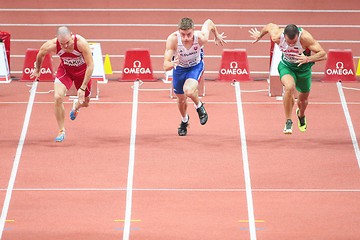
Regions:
[[56, 34, 87, 76]]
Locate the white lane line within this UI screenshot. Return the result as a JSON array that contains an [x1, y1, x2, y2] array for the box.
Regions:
[[0, 81, 38, 240], [1, 101, 360, 105], [3, 23, 360, 28], [234, 81, 257, 240], [122, 80, 140, 240], [2, 188, 359, 192], [9, 39, 360, 43], [1, 8, 360, 13], [337, 81, 360, 168]]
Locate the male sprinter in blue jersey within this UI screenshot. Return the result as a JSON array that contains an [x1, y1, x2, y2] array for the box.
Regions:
[[250, 23, 327, 134], [163, 18, 226, 136]]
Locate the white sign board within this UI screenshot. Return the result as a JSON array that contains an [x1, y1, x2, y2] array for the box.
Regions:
[[90, 43, 106, 83], [0, 43, 10, 83]]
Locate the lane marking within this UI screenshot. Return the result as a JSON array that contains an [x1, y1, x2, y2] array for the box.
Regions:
[[337, 82, 360, 168], [1, 8, 360, 13], [1, 101, 359, 105], [0, 81, 38, 240], [9, 39, 360, 44], [1, 188, 360, 192], [240, 227, 265, 231], [3, 23, 360, 28], [138, 88, 171, 91], [239, 220, 265, 223], [122, 80, 140, 240], [234, 81, 257, 240], [115, 219, 141, 222], [116, 227, 140, 231]]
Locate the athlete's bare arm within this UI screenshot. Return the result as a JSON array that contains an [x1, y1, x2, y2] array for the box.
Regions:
[[30, 38, 57, 80], [298, 30, 327, 63], [197, 19, 226, 46], [163, 33, 178, 71], [249, 23, 282, 44], [76, 35, 94, 89]]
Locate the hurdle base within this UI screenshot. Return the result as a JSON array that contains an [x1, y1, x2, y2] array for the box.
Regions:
[[268, 76, 283, 97], [0, 76, 11, 83]]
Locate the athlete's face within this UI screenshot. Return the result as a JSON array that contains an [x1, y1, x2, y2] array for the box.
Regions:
[[58, 34, 74, 51], [285, 34, 298, 47], [179, 29, 194, 43]]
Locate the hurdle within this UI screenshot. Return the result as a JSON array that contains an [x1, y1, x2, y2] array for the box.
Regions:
[[268, 43, 283, 97]]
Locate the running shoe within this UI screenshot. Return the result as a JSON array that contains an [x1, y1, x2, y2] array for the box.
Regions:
[[283, 119, 293, 134], [55, 130, 65, 142], [196, 102, 208, 125], [178, 117, 189, 136], [296, 108, 307, 132], [70, 100, 79, 120]]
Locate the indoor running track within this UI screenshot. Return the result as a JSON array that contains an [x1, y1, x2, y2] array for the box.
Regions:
[[1, 79, 360, 240]]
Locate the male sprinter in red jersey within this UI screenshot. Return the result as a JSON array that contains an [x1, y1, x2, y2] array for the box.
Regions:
[[30, 26, 94, 142], [163, 18, 226, 136]]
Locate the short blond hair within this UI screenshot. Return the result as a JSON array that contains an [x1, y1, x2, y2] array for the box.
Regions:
[[178, 18, 194, 30]]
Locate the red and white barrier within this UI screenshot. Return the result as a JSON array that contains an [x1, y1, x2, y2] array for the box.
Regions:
[[120, 48, 155, 81], [322, 49, 357, 82], [21, 48, 54, 81], [218, 49, 250, 81]]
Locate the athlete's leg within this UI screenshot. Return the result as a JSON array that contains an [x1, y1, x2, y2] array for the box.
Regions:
[[281, 74, 296, 120], [184, 78, 208, 125], [176, 93, 188, 118], [183, 78, 199, 105], [73, 79, 92, 111], [54, 80, 67, 131], [295, 69, 312, 118], [297, 91, 309, 117], [73, 96, 90, 111], [176, 93, 190, 136]]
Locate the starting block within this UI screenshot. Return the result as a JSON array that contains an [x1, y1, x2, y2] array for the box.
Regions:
[[166, 69, 205, 99], [21, 48, 54, 81], [0, 42, 10, 83], [120, 48, 156, 81], [218, 49, 250, 81], [322, 49, 357, 82], [269, 43, 283, 97]]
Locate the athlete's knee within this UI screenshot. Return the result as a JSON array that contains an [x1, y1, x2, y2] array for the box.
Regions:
[[298, 93, 309, 104], [183, 87, 197, 98], [54, 93, 64, 105], [177, 95, 187, 104], [283, 84, 296, 94]]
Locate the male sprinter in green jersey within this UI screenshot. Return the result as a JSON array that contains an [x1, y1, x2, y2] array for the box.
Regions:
[[249, 24, 327, 134]]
